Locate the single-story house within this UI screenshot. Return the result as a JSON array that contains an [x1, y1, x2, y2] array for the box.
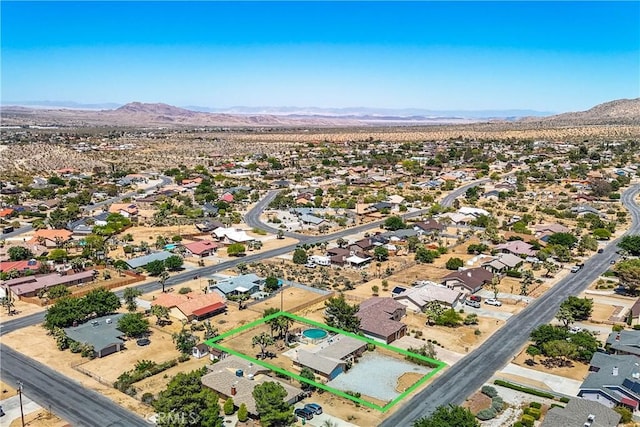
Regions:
[[300, 214, 326, 227], [356, 298, 407, 344], [458, 207, 490, 217], [208, 273, 263, 298], [212, 227, 255, 244], [0, 259, 40, 275], [578, 352, 640, 412], [534, 223, 570, 236], [108, 203, 138, 218], [494, 241, 537, 257], [482, 253, 524, 273], [292, 335, 367, 380], [63, 313, 126, 358], [2, 270, 95, 298], [606, 330, 640, 357], [125, 251, 173, 270], [201, 355, 304, 416], [327, 247, 351, 266], [28, 229, 73, 248], [441, 267, 494, 294], [152, 291, 226, 322], [394, 283, 462, 312], [183, 240, 221, 258], [195, 220, 224, 232], [413, 219, 444, 233], [540, 398, 621, 427]]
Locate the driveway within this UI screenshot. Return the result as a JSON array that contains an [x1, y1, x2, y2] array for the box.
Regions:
[[293, 404, 359, 427], [454, 302, 513, 321], [498, 363, 583, 396], [0, 393, 41, 425]]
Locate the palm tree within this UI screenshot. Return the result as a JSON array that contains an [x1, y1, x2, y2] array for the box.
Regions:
[[159, 271, 170, 293]]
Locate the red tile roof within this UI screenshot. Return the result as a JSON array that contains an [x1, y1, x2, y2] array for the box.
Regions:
[[192, 302, 226, 317]]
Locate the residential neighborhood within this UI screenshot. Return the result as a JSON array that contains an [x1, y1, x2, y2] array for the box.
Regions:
[[1, 103, 640, 427]]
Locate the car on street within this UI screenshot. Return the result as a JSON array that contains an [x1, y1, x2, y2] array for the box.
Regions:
[[570, 266, 582, 273], [294, 408, 314, 420], [304, 403, 323, 415], [484, 298, 502, 307], [610, 260, 616, 264], [597, 248, 604, 253]]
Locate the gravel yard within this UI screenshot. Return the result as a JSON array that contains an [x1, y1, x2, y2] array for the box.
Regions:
[[327, 352, 432, 402]]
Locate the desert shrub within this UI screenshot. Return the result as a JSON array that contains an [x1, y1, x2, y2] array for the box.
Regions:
[[476, 408, 496, 420], [513, 422, 524, 427], [521, 414, 535, 427], [505, 269, 522, 278], [559, 397, 570, 403], [491, 396, 504, 412], [614, 406, 632, 423], [178, 354, 190, 362], [633, 324, 640, 330], [141, 392, 155, 405], [481, 385, 498, 398], [69, 340, 82, 353], [525, 407, 541, 420], [612, 324, 624, 332], [529, 401, 542, 409]]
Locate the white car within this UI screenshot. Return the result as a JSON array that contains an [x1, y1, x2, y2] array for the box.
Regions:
[[484, 298, 502, 307], [569, 326, 583, 334]]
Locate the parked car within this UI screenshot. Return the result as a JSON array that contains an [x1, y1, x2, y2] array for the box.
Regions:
[[465, 299, 481, 308], [136, 338, 151, 346], [610, 260, 616, 265], [484, 298, 502, 307], [597, 248, 604, 253], [569, 326, 583, 334], [304, 262, 316, 269], [570, 266, 581, 273], [294, 408, 314, 420], [469, 295, 481, 302], [304, 403, 323, 415]]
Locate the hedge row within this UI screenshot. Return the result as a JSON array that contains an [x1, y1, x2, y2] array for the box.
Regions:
[[493, 380, 555, 399]]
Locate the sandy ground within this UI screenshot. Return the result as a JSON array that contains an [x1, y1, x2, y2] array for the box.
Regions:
[[8, 408, 68, 427], [0, 299, 46, 324], [0, 380, 18, 399], [511, 343, 590, 382], [1, 324, 150, 417]]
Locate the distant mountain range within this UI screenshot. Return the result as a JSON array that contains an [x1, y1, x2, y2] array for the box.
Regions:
[[3, 100, 552, 119], [1, 98, 638, 127]]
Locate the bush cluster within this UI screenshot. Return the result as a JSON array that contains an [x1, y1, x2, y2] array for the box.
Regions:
[[493, 380, 555, 399]]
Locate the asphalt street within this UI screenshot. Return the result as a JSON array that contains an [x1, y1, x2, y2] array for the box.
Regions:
[[379, 183, 640, 427], [0, 345, 150, 427]]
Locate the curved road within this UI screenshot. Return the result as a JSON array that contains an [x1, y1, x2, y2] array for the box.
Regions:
[[0, 173, 557, 426], [380, 183, 640, 427]]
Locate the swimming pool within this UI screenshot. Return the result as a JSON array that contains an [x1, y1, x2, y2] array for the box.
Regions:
[[302, 328, 328, 340], [164, 244, 177, 250]]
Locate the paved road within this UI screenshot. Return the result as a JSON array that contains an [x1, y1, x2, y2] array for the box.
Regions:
[[0, 224, 34, 240], [0, 345, 150, 427], [380, 183, 640, 427], [0, 172, 540, 425], [244, 177, 486, 243], [82, 174, 172, 211]]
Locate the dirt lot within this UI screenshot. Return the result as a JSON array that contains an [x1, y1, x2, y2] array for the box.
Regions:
[[0, 380, 18, 399], [0, 299, 45, 323], [8, 409, 68, 427], [512, 344, 590, 382], [1, 325, 149, 416]]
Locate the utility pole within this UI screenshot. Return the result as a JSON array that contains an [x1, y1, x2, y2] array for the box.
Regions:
[[17, 381, 25, 427]]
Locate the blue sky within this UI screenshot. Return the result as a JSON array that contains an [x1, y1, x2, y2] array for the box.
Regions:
[[2, 1, 639, 112]]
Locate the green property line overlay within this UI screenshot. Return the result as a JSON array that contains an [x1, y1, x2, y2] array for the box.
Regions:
[[205, 311, 447, 412]]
